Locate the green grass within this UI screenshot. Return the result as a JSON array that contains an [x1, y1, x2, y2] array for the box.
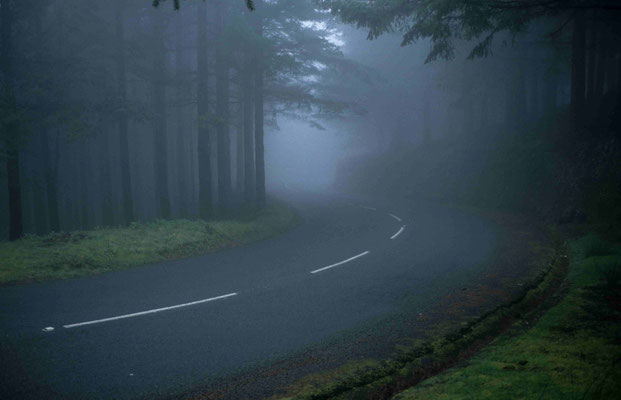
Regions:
[[582, 233, 614, 258], [0, 201, 299, 285], [392, 235, 621, 400]]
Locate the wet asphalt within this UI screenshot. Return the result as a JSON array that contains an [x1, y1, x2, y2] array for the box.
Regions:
[[0, 189, 495, 399]]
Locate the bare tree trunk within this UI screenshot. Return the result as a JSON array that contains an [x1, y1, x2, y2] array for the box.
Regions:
[[254, 1, 266, 208], [571, 12, 587, 127], [42, 130, 60, 231], [34, 9, 61, 232], [606, 35, 618, 94], [79, 142, 90, 229], [514, 58, 527, 131], [175, 18, 188, 217], [543, 70, 558, 113], [236, 121, 244, 196], [593, 26, 608, 105], [32, 137, 48, 235], [243, 60, 255, 203], [215, 0, 232, 212], [529, 49, 540, 120], [152, 10, 171, 219], [99, 128, 114, 226], [197, 0, 213, 219], [2, 0, 22, 240], [115, 0, 134, 224], [586, 14, 597, 104]]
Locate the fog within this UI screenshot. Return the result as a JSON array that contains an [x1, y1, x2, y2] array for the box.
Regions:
[[1, 0, 620, 238], [2, 1, 621, 399], [266, 118, 349, 191]]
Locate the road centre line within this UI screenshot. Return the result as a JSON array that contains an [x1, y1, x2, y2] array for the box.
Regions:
[[388, 213, 402, 222], [310, 251, 370, 274], [62, 292, 238, 329], [390, 225, 406, 240]]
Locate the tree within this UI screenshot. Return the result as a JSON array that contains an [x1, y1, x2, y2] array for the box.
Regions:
[[151, 9, 172, 219], [174, 15, 189, 217], [322, 0, 621, 124], [254, 3, 266, 208], [242, 41, 255, 204], [153, 0, 255, 12], [197, 0, 213, 219], [1, 0, 24, 240], [115, 0, 134, 224], [215, 0, 232, 212], [571, 11, 587, 125]]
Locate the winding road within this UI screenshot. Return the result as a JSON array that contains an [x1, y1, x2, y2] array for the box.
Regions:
[[0, 189, 497, 399]]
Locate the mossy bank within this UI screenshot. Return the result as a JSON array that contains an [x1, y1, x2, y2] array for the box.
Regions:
[[392, 234, 621, 400], [0, 201, 299, 285]]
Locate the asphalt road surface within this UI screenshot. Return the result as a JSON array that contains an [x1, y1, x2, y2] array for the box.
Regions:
[[0, 189, 496, 399]]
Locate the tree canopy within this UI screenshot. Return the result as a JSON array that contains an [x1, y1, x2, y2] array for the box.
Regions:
[[152, 0, 255, 11], [319, 0, 621, 62]]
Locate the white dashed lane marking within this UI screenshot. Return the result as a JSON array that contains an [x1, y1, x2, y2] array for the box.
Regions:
[[310, 251, 370, 274], [390, 225, 406, 240], [62, 292, 238, 329]]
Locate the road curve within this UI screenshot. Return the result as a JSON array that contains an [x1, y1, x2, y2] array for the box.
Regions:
[[0, 189, 495, 399]]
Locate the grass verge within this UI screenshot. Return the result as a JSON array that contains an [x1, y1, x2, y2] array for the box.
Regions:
[[392, 234, 621, 400], [274, 232, 568, 400], [0, 201, 299, 285]]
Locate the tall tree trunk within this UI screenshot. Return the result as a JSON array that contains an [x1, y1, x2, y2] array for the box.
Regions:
[[99, 128, 114, 226], [115, 1, 134, 224], [32, 137, 48, 235], [514, 58, 527, 132], [215, 0, 232, 212], [197, 0, 213, 219], [243, 62, 255, 203], [34, 8, 60, 232], [571, 11, 587, 127], [236, 123, 244, 196], [543, 71, 558, 114], [1, 0, 22, 240], [79, 142, 90, 229], [175, 18, 188, 217], [617, 41, 621, 92], [593, 25, 608, 105], [152, 10, 171, 219], [254, 1, 266, 208], [31, 12, 48, 235], [505, 59, 526, 134], [586, 15, 597, 104], [606, 36, 618, 94], [529, 49, 540, 120], [42, 130, 60, 231]]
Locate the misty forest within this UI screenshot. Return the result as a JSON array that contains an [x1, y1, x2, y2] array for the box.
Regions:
[[1, 1, 620, 399]]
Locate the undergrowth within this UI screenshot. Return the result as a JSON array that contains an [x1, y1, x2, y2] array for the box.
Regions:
[[392, 234, 621, 400], [0, 201, 299, 285]]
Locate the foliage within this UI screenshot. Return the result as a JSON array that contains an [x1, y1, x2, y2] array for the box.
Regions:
[[0, 201, 299, 285], [583, 234, 613, 258], [152, 0, 255, 11], [320, 0, 618, 62], [336, 103, 621, 223]]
